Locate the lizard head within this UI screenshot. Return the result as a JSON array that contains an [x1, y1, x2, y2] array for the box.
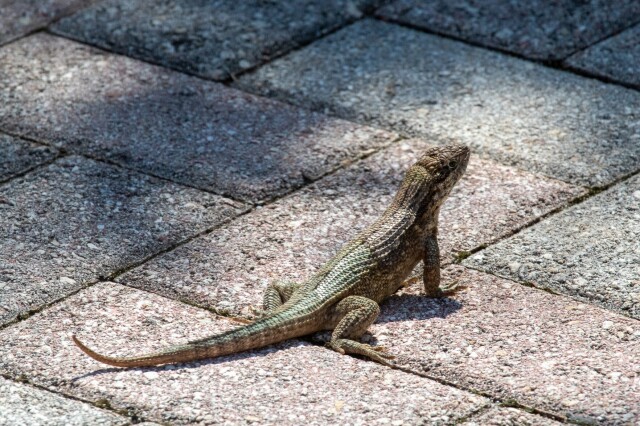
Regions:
[[395, 144, 470, 218], [414, 144, 470, 192]]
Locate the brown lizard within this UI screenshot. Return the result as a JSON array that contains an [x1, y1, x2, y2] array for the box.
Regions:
[[73, 144, 470, 367]]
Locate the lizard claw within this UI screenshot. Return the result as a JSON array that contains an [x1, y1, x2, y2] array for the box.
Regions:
[[226, 315, 253, 325], [401, 276, 420, 288]]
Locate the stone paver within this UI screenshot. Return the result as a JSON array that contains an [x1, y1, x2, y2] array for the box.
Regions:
[[566, 23, 640, 89], [0, 282, 488, 425], [52, 0, 382, 80], [0, 133, 57, 182], [0, 156, 244, 326], [0, 0, 98, 46], [237, 19, 640, 188], [466, 174, 640, 319], [119, 139, 582, 316], [376, 0, 640, 61], [0, 34, 394, 203], [0, 376, 127, 426], [369, 266, 640, 425], [463, 407, 562, 426]]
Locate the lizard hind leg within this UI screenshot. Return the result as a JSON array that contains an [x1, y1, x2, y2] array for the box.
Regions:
[[255, 280, 302, 317], [327, 296, 395, 366]]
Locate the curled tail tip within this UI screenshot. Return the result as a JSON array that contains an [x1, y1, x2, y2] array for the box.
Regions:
[[71, 334, 113, 365]]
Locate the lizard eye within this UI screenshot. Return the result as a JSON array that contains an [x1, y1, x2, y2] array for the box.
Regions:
[[447, 160, 458, 169]]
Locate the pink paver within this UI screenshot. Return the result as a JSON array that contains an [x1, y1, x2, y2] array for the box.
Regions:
[[463, 407, 562, 425], [120, 139, 583, 315], [370, 266, 640, 424], [0, 282, 487, 425]]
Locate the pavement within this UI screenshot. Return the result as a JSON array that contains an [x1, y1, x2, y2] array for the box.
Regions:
[[0, 1, 638, 425]]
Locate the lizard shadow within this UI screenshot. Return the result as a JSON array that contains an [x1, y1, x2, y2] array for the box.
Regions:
[[376, 293, 462, 324]]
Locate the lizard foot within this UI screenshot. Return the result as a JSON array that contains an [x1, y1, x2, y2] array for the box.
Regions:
[[226, 315, 253, 325], [425, 280, 467, 298], [329, 339, 395, 366], [248, 305, 268, 319], [401, 276, 420, 288]]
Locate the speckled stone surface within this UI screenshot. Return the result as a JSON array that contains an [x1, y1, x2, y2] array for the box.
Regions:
[[369, 266, 640, 424], [0, 282, 488, 425], [237, 19, 640, 188], [463, 407, 562, 425], [566, 23, 640, 89], [0, 34, 394, 202], [0, 133, 57, 182], [0, 0, 98, 46], [0, 377, 127, 426], [466, 174, 640, 319], [52, 0, 383, 80], [376, 0, 640, 61], [0, 156, 244, 326], [119, 139, 582, 316]]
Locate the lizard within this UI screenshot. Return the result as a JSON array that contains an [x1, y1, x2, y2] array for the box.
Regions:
[[72, 144, 470, 367]]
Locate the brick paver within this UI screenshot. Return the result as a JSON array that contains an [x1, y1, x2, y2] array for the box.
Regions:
[[0, 133, 57, 182], [0, 0, 98, 46], [0, 282, 488, 425], [369, 266, 640, 425], [0, 376, 127, 426], [52, 0, 383, 80], [0, 156, 244, 326], [237, 19, 640, 188], [566, 23, 640, 89], [0, 34, 394, 203], [376, 0, 640, 61], [463, 407, 562, 426], [119, 139, 582, 316], [466, 173, 640, 319]]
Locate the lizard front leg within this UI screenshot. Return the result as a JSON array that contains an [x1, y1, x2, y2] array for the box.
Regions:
[[424, 234, 463, 297], [327, 296, 395, 366]]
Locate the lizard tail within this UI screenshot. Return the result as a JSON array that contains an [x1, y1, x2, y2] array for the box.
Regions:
[[71, 312, 312, 368], [72, 335, 202, 367]]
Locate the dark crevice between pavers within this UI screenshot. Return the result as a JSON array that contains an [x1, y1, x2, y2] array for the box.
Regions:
[[0, 371, 146, 425], [0, 149, 62, 187], [451, 404, 494, 425]]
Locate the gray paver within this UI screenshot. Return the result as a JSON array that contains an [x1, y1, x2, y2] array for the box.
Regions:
[[0, 0, 98, 46], [566, 23, 640, 89], [0, 34, 394, 203], [0, 156, 244, 325], [119, 139, 582, 316], [369, 266, 640, 425], [0, 282, 488, 425], [237, 19, 640, 188], [463, 407, 562, 426], [0, 377, 127, 426], [465, 173, 640, 318], [52, 0, 383, 80], [0, 133, 57, 182], [376, 0, 640, 61]]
